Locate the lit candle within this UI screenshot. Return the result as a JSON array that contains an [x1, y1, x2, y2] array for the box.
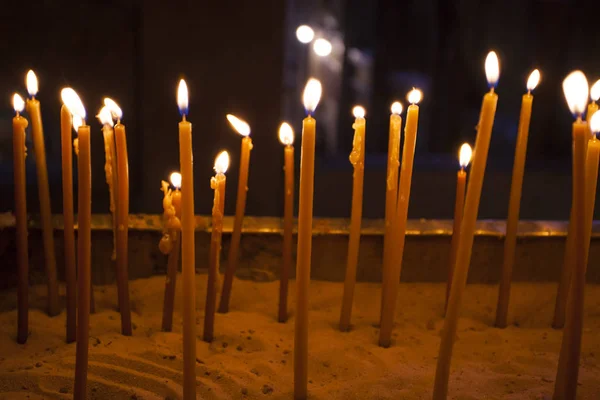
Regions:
[[59, 102, 77, 343], [25, 70, 59, 317], [177, 79, 197, 400], [104, 98, 132, 336], [97, 106, 118, 260], [12, 94, 29, 344], [379, 88, 422, 347], [161, 172, 182, 332], [278, 122, 295, 323], [495, 69, 540, 328], [219, 114, 253, 314], [62, 88, 91, 399], [295, 78, 321, 400], [204, 151, 230, 342], [340, 106, 366, 331], [554, 78, 600, 328], [445, 143, 472, 313], [380, 101, 403, 318], [553, 71, 589, 400], [433, 51, 500, 400]]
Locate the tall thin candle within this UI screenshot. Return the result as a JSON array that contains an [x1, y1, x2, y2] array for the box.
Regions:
[[340, 106, 366, 331], [219, 115, 252, 313], [278, 122, 295, 323], [12, 94, 29, 344], [25, 70, 59, 316], [379, 88, 422, 347], [295, 78, 321, 400], [495, 69, 540, 327], [204, 151, 229, 342], [177, 79, 197, 400], [433, 51, 500, 399]]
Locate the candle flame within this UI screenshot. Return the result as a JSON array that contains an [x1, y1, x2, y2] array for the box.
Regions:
[[563, 70, 589, 117], [590, 111, 600, 134], [214, 150, 230, 174], [72, 115, 83, 132], [26, 70, 38, 96], [391, 101, 403, 115], [296, 25, 314, 44], [170, 172, 182, 189], [12, 93, 25, 113], [278, 122, 294, 145], [459, 143, 472, 168], [352, 106, 366, 118], [226, 114, 251, 137], [61, 87, 87, 120], [527, 69, 540, 92], [313, 38, 332, 57], [303, 78, 322, 114], [407, 88, 422, 105], [591, 79, 600, 102], [103, 97, 123, 120], [485, 51, 500, 88], [97, 106, 114, 127], [177, 79, 189, 116]]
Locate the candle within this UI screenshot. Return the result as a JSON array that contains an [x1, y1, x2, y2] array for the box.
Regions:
[[97, 106, 119, 261], [62, 88, 91, 399], [433, 51, 500, 399], [553, 71, 589, 400], [59, 103, 77, 343], [105, 98, 132, 336], [380, 101, 402, 317], [445, 143, 472, 313], [25, 70, 59, 317], [340, 106, 366, 331], [177, 79, 197, 400], [379, 88, 422, 347], [553, 78, 600, 328], [495, 69, 540, 328], [294, 78, 321, 400], [161, 172, 182, 332], [204, 151, 230, 342], [12, 94, 29, 344], [278, 122, 295, 323], [219, 114, 253, 314]]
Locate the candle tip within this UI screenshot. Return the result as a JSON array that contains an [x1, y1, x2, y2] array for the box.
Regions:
[[407, 89, 422, 105], [303, 78, 322, 114], [459, 143, 472, 168], [391, 101, 403, 115], [527, 69, 540, 92], [12, 93, 25, 113], [591, 79, 600, 102], [226, 114, 251, 136], [563, 70, 589, 117], [485, 51, 500, 88], [279, 122, 294, 145], [214, 151, 230, 174], [97, 106, 114, 127], [104, 97, 123, 120], [177, 79, 189, 116], [170, 172, 182, 189], [26, 70, 38, 97], [352, 106, 366, 118]]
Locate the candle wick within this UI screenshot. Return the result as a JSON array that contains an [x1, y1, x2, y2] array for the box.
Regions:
[[182, 115, 187, 122], [490, 87, 495, 94], [16, 111, 20, 117], [527, 89, 531, 95]]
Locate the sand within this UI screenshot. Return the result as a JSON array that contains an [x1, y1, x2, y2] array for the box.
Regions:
[[0, 276, 599, 399]]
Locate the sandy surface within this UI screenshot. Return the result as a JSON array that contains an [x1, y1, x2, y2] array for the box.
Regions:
[[0, 276, 599, 399]]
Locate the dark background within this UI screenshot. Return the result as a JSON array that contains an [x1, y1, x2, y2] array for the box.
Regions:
[[1, 0, 599, 221]]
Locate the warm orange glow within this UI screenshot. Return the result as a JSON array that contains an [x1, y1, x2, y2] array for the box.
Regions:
[[278, 122, 294, 145], [563, 70, 589, 116], [226, 114, 251, 136], [177, 79, 188, 116], [214, 151, 230, 174], [97, 106, 114, 126], [591, 79, 600, 102], [26, 70, 38, 96], [303, 78, 322, 114], [170, 172, 182, 189], [590, 111, 600, 134], [72, 115, 83, 132], [61, 88, 86, 120], [485, 51, 500, 88], [527, 69, 540, 92], [352, 106, 366, 118], [391, 101, 403, 115], [13, 93, 25, 113], [407, 88, 422, 105], [103, 97, 123, 120], [459, 143, 473, 168]]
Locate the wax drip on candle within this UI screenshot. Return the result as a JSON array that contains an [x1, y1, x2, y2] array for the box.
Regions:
[[211, 151, 230, 232], [386, 102, 402, 191], [13, 94, 28, 156], [159, 178, 181, 255], [350, 106, 366, 166]]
